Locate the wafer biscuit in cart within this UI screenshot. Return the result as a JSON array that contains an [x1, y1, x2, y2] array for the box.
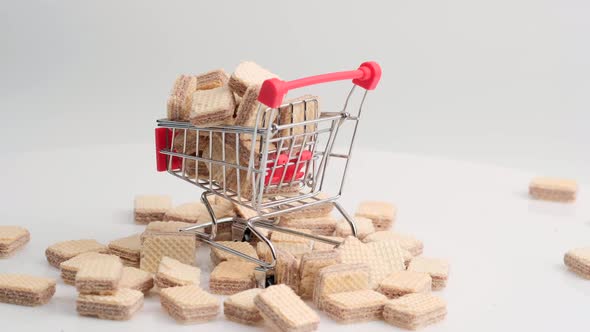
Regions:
[[134, 195, 172, 224], [312, 263, 370, 310], [564, 247, 590, 279], [407, 257, 450, 291], [167, 75, 197, 121], [529, 177, 578, 202], [77, 288, 144, 321], [234, 85, 279, 139], [0, 274, 56, 306], [254, 284, 320, 332], [210, 241, 258, 265], [210, 260, 257, 295], [190, 85, 236, 126], [334, 217, 375, 239], [228, 61, 279, 97], [155, 256, 200, 289], [76, 257, 123, 295], [140, 232, 196, 273], [323, 289, 387, 323], [363, 231, 424, 256], [277, 95, 319, 146], [45, 239, 107, 268], [0, 226, 30, 257], [108, 234, 141, 267], [298, 250, 340, 299], [196, 69, 228, 90], [224, 288, 263, 325], [160, 285, 220, 323], [355, 201, 396, 231], [279, 216, 338, 237], [60, 253, 120, 285], [377, 270, 432, 299], [119, 267, 153, 293], [383, 293, 447, 330]]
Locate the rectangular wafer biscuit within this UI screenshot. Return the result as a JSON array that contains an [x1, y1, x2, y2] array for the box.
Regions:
[[274, 248, 301, 293], [108, 234, 141, 267], [155, 256, 200, 289], [134, 195, 172, 224], [224, 288, 263, 325], [228, 61, 279, 97], [529, 177, 578, 202], [407, 257, 450, 291], [45, 239, 107, 268], [60, 253, 120, 285], [355, 201, 396, 231], [377, 270, 432, 299], [196, 69, 228, 90], [76, 257, 123, 295], [77, 288, 144, 321], [383, 293, 447, 330], [363, 231, 424, 256], [0, 274, 56, 306], [160, 285, 220, 323], [210, 260, 257, 295], [334, 217, 375, 239], [254, 284, 320, 332], [298, 250, 340, 299], [564, 247, 590, 279], [312, 263, 370, 310], [210, 241, 258, 265], [119, 267, 153, 293], [140, 232, 196, 273], [190, 85, 236, 126], [0, 226, 30, 257], [278, 216, 338, 236], [323, 290, 387, 323], [167, 75, 197, 121]]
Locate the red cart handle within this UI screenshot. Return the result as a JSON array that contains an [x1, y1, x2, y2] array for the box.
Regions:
[[257, 61, 381, 108]]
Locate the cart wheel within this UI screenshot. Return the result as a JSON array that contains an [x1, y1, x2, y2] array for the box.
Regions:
[[242, 229, 252, 242], [265, 274, 275, 287]]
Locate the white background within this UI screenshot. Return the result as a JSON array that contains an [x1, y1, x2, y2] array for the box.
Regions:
[[1, 0, 589, 331]]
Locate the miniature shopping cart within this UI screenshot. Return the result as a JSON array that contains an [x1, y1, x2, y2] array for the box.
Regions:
[[155, 61, 381, 286]]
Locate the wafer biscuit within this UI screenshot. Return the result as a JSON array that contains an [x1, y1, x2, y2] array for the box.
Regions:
[[45, 239, 107, 268], [279, 193, 334, 221], [134, 195, 172, 224], [298, 250, 340, 298], [144, 221, 193, 233], [275, 248, 301, 293], [155, 256, 200, 289], [257, 241, 312, 262], [210, 241, 258, 265], [140, 232, 196, 273], [279, 216, 338, 236], [163, 202, 208, 223], [312, 263, 370, 310], [337, 236, 406, 289], [224, 288, 263, 325], [196, 69, 228, 90], [378, 271, 432, 299], [277, 95, 319, 147], [108, 234, 141, 267], [167, 75, 197, 121], [190, 85, 236, 126], [529, 177, 578, 202], [210, 260, 257, 295], [312, 236, 344, 252], [60, 253, 120, 285], [363, 231, 424, 256], [0, 274, 56, 306], [76, 257, 123, 295], [77, 288, 144, 320], [119, 267, 153, 293], [323, 290, 387, 323], [355, 201, 396, 231], [383, 293, 447, 330], [270, 229, 313, 246], [233, 85, 278, 136], [407, 257, 450, 291], [334, 217, 375, 239], [564, 247, 590, 279], [0, 226, 30, 257], [160, 285, 220, 323], [254, 284, 320, 332], [228, 61, 279, 97]]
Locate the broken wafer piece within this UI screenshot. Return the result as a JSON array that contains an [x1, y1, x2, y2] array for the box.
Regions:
[[355, 201, 396, 231], [167, 75, 197, 121], [45, 239, 107, 268], [119, 267, 153, 293], [298, 250, 340, 298], [60, 253, 120, 285], [155, 256, 200, 289], [407, 257, 450, 291], [75, 257, 123, 295], [279, 216, 338, 236], [313, 263, 371, 310], [134, 195, 172, 224], [77, 288, 144, 320], [529, 177, 578, 202], [196, 69, 228, 90], [383, 293, 447, 330], [363, 231, 424, 256], [108, 234, 141, 267], [140, 231, 196, 273], [210, 261, 257, 295], [564, 247, 590, 279], [190, 85, 236, 126], [224, 288, 263, 325], [254, 284, 320, 332], [323, 289, 387, 323], [210, 241, 258, 265], [160, 285, 220, 323], [229, 61, 279, 97], [0, 225, 30, 257], [378, 270, 432, 299], [0, 274, 56, 306], [334, 217, 375, 239]]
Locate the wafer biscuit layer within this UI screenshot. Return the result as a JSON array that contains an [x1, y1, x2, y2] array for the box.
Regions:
[[298, 250, 340, 298], [323, 290, 387, 323], [160, 285, 220, 323], [119, 267, 153, 293], [407, 257, 450, 290], [210, 241, 258, 265], [77, 288, 144, 320], [76, 257, 123, 295], [229, 61, 279, 97], [355, 201, 396, 231], [45, 239, 107, 268], [60, 253, 120, 285], [383, 293, 447, 330], [224, 288, 263, 325], [529, 177, 577, 202], [254, 284, 320, 332], [0, 226, 30, 257], [564, 247, 590, 278], [155, 256, 200, 288], [363, 231, 424, 256], [190, 85, 236, 126], [134, 195, 172, 224], [335, 217, 375, 239], [0, 274, 56, 306], [210, 261, 257, 295], [196, 69, 228, 90], [378, 270, 432, 299], [140, 232, 196, 273], [167, 75, 197, 121], [108, 234, 141, 263]]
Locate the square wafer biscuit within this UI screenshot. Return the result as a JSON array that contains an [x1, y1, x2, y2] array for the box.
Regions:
[[119, 267, 153, 293], [257, 241, 312, 262], [134, 195, 172, 224], [140, 232, 196, 273], [196, 69, 228, 90], [334, 217, 375, 239], [229, 61, 279, 97], [210, 260, 257, 295], [529, 177, 578, 202], [275, 248, 301, 293], [0, 225, 30, 257], [298, 250, 340, 299], [363, 231, 424, 256], [60, 253, 120, 285], [312, 263, 370, 310], [224, 288, 263, 325], [0, 274, 56, 306], [378, 271, 432, 299], [323, 289, 387, 323], [77, 288, 144, 321], [167, 75, 197, 121], [160, 285, 220, 323], [108, 234, 141, 267], [383, 293, 447, 330], [564, 247, 590, 279], [254, 284, 320, 332], [76, 257, 123, 295], [337, 236, 406, 289], [279, 216, 338, 236], [163, 202, 208, 223], [210, 241, 258, 265], [278, 193, 334, 221], [355, 201, 396, 231], [407, 257, 450, 291], [155, 256, 200, 289], [45, 239, 107, 268], [190, 85, 236, 126]]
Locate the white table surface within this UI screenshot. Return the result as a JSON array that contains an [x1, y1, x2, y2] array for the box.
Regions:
[[1, 144, 589, 332]]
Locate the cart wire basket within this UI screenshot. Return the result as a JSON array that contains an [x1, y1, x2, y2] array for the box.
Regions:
[[155, 61, 381, 286]]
